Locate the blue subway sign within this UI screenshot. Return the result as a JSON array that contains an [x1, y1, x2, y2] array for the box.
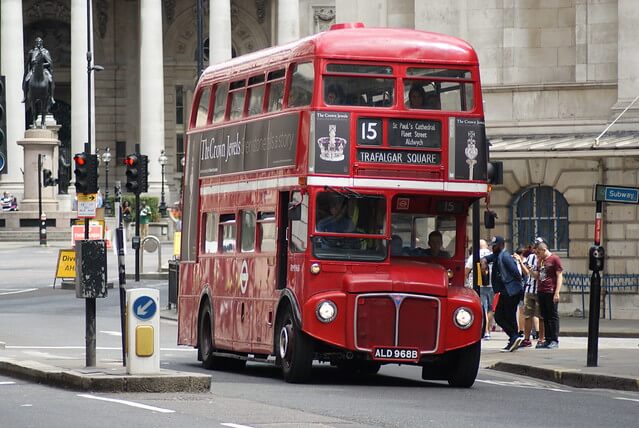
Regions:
[[594, 184, 639, 204]]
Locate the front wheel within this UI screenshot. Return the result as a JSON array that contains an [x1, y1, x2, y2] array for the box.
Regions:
[[446, 341, 481, 388], [276, 309, 314, 383]]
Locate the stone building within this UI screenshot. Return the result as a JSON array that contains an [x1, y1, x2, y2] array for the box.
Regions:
[[1, 1, 638, 313]]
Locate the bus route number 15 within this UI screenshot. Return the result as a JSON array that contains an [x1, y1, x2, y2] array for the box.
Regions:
[[358, 118, 383, 146]]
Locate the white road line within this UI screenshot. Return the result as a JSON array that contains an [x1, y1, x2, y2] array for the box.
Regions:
[[100, 331, 122, 337], [221, 424, 257, 428], [0, 381, 16, 385], [476, 379, 570, 393], [77, 394, 175, 413], [0, 288, 37, 296], [614, 397, 639, 403]]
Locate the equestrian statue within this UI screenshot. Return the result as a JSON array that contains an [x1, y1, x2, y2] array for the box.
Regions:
[[22, 37, 55, 129]]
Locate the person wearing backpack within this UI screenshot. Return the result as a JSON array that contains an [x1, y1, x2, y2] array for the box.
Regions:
[[481, 236, 524, 352]]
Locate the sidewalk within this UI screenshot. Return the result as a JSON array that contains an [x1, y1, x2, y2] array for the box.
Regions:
[[481, 316, 639, 391]]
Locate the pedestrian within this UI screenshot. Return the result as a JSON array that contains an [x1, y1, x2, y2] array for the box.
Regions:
[[139, 201, 151, 238], [482, 236, 524, 352], [465, 239, 494, 338], [531, 242, 563, 349], [515, 246, 527, 337]]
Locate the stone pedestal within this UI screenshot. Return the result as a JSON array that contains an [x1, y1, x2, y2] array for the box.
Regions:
[[17, 119, 61, 213]]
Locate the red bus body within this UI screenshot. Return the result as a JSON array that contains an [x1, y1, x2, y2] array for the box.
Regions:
[[178, 24, 487, 386]]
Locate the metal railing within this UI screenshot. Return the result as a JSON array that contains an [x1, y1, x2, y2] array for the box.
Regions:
[[563, 273, 639, 319]]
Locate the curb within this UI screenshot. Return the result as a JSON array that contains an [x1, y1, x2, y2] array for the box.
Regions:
[[489, 361, 639, 392], [0, 358, 211, 393]]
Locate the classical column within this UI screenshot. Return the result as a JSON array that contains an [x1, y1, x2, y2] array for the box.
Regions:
[[139, 0, 164, 186], [617, 0, 639, 113], [278, 0, 300, 44], [0, 0, 25, 193], [209, 0, 232, 64], [71, 0, 89, 157]]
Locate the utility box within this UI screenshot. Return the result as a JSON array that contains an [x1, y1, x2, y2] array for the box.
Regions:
[[126, 288, 160, 374], [75, 239, 107, 299]]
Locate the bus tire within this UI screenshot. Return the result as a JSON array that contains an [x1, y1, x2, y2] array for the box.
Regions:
[[198, 303, 220, 370], [276, 309, 314, 383], [446, 341, 481, 388]]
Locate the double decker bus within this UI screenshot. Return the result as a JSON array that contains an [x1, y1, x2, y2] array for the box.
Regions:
[[178, 23, 488, 387]]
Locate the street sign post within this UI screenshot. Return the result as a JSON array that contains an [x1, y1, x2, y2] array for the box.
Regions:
[[594, 184, 639, 204]]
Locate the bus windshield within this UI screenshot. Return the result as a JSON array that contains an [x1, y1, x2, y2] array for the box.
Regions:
[[390, 213, 457, 258], [313, 192, 387, 261]]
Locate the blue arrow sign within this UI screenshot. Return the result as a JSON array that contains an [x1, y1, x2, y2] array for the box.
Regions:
[[132, 295, 157, 321], [595, 185, 639, 204]]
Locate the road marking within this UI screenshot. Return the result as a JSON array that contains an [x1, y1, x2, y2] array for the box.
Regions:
[[221, 424, 256, 428], [77, 394, 175, 413], [0, 381, 16, 385], [476, 379, 570, 392], [100, 331, 122, 337], [0, 288, 37, 296], [614, 397, 639, 403]]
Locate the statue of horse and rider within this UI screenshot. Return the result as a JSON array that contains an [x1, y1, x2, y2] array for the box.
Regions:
[[22, 37, 55, 129]]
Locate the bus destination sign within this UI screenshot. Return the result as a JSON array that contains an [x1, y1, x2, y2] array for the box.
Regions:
[[357, 148, 440, 166], [389, 119, 441, 149]]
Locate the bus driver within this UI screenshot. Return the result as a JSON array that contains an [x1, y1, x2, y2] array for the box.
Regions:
[[317, 197, 355, 233]]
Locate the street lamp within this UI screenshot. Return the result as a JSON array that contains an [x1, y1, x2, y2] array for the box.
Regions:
[[159, 149, 168, 217], [101, 147, 111, 215]]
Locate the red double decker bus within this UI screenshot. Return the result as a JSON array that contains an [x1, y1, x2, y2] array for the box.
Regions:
[[178, 23, 488, 387]]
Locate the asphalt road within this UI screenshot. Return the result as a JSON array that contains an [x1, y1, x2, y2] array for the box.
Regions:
[[1, 242, 639, 427]]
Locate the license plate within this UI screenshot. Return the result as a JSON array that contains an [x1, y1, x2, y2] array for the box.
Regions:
[[372, 347, 419, 362]]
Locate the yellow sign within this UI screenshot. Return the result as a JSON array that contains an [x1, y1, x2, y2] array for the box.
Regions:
[[173, 232, 181, 257], [55, 249, 76, 280]]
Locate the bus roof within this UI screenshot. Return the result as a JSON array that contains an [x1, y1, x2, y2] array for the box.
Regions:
[[199, 24, 479, 84]]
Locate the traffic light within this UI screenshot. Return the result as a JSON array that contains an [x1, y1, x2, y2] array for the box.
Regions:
[[42, 168, 57, 187], [74, 152, 99, 194], [487, 161, 503, 185], [125, 153, 149, 194], [0, 75, 6, 175]]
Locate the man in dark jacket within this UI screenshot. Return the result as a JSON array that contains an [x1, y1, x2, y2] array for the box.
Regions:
[[482, 236, 524, 352]]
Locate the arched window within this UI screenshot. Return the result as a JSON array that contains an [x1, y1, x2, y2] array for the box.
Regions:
[[512, 186, 568, 252]]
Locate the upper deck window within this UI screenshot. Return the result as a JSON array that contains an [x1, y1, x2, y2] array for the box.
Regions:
[[212, 83, 229, 123], [267, 69, 286, 112], [195, 86, 211, 127], [247, 75, 265, 116], [324, 63, 394, 107], [229, 79, 246, 120], [404, 68, 474, 111], [287, 62, 314, 108]]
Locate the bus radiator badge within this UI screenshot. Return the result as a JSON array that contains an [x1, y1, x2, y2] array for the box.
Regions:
[[317, 124, 347, 161]]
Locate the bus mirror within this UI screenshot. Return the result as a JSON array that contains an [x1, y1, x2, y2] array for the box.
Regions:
[[288, 201, 302, 221], [484, 210, 497, 229]]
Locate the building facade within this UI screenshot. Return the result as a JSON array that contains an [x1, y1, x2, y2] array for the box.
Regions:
[[1, 1, 638, 293]]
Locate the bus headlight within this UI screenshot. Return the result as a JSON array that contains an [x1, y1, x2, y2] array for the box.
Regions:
[[453, 307, 473, 329], [316, 300, 337, 323]]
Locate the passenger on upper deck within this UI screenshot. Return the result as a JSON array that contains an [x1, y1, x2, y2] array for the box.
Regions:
[[325, 83, 345, 105], [408, 84, 427, 108]]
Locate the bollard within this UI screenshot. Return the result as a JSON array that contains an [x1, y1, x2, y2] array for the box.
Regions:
[[126, 288, 160, 374], [140, 235, 162, 273]]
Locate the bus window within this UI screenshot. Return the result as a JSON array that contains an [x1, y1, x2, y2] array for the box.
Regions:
[[219, 214, 236, 253], [287, 62, 314, 107], [240, 210, 256, 253], [290, 192, 308, 253], [391, 213, 456, 258], [203, 212, 219, 254], [247, 74, 266, 116], [404, 68, 474, 111], [212, 83, 229, 123], [267, 69, 286, 112], [323, 76, 394, 107], [195, 86, 211, 127], [229, 79, 246, 120], [258, 211, 276, 252]]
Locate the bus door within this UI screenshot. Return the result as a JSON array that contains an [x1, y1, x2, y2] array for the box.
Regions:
[[284, 191, 309, 295]]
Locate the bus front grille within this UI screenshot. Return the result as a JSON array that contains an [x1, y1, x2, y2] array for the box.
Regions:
[[355, 294, 440, 353]]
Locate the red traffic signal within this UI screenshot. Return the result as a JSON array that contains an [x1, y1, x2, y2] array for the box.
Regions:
[[73, 152, 98, 194], [125, 153, 148, 194]]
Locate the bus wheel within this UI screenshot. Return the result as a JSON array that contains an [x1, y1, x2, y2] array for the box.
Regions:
[[276, 310, 313, 383], [446, 341, 481, 388], [198, 304, 218, 370]]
